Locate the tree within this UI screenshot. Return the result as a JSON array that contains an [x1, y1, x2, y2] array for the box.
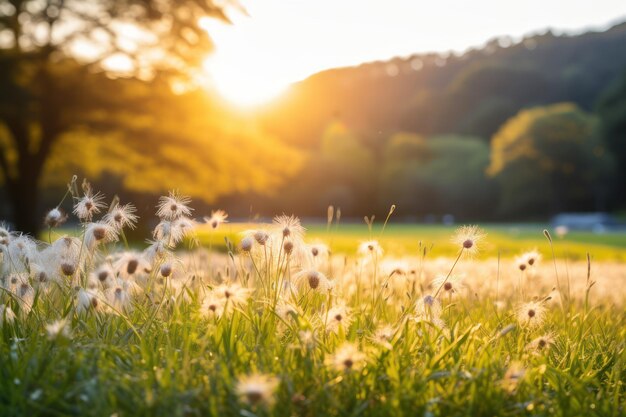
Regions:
[[0, 0, 232, 234], [379, 133, 496, 218], [596, 70, 626, 208], [488, 103, 614, 217], [419, 136, 497, 218]]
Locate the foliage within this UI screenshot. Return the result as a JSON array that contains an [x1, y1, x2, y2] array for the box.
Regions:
[[0, 188, 624, 416], [488, 103, 614, 217], [596, 70, 626, 207], [378, 134, 496, 218], [0, 0, 305, 234], [262, 22, 626, 145]]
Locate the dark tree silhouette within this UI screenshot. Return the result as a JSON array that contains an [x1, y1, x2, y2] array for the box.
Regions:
[[0, 0, 232, 234]]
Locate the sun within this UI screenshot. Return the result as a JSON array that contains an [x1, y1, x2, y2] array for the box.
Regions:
[[202, 56, 288, 108], [199, 15, 290, 108]]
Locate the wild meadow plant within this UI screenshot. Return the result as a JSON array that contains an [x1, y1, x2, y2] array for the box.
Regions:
[[0, 177, 623, 416]]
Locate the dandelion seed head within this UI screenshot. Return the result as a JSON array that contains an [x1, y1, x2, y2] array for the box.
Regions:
[[236, 374, 279, 407], [370, 325, 395, 350], [73, 190, 106, 222], [358, 240, 383, 257], [274, 215, 305, 240], [156, 192, 192, 221], [328, 343, 366, 372], [325, 304, 352, 333], [240, 236, 254, 252], [104, 204, 138, 231], [452, 225, 486, 257], [160, 263, 173, 278], [516, 301, 546, 328], [523, 249, 542, 267], [46, 319, 71, 340], [44, 208, 67, 228], [204, 210, 228, 230], [61, 262, 77, 277], [526, 333, 556, 352], [254, 230, 269, 246]]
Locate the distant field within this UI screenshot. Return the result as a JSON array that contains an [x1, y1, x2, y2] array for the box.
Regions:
[[195, 222, 626, 261]]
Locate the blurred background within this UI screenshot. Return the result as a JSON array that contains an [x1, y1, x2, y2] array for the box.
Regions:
[[1, 0, 626, 237]]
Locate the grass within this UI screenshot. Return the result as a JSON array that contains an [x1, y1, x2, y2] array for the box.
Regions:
[[196, 222, 626, 261], [4, 205, 626, 416]]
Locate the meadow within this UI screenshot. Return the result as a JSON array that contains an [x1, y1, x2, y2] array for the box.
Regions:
[[0, 185, 624, 416], [196, 222, 626, 261]]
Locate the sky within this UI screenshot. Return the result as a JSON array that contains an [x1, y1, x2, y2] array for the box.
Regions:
[[200, 0, 626, 107]]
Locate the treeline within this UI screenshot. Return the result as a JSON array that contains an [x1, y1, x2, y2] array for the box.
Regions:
[[217, 22, 626, 220]]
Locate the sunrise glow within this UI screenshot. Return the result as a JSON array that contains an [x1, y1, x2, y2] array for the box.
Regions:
[[199, 0, 624, 108]]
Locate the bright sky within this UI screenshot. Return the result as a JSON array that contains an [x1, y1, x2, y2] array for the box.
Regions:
[[200, 0, 626, 107]]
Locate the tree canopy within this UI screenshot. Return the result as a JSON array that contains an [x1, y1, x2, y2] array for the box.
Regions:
[[0, 0, 302, 234], [488, 103, 614, 216]]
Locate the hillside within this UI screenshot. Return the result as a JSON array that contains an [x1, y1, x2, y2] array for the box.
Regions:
[[260, 21, 626, 146]]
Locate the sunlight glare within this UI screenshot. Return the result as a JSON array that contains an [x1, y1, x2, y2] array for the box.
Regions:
[[202, 55, 288, 108], [199, 16, 289, 108]]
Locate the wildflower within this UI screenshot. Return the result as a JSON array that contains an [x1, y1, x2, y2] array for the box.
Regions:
[[30, 262, 58, 286], [235, 373, 279, 407], [49, 236, 82, 263], [274, 215, 305, 240], [46, 319, 72, 340], [358, 240, 383, 258], [114, 253, 151, 279], [156, 192, 192, 220], [371, 325, 395, 350], [153, 217, 196, 246], [143, 239, 170, 263], [294, 270, 331, 293], [432, 274, 464, 295], [523, 249, 542, 267], [60, 261, 77, 277], [381, 259, 410, 277], [526, 333, 556, 352], [451, 225, 486, 257], [328, 343, 366, 372], [253, 230, 270, 246], [17, 282, 34, 313], [0, 304, 16, 325], [516, 301, 546, 328], [104, 204, 138, 231], [501, 361, 525, 393], [202, 293, 226, 318], [84, 222, 118, 250], [159, 262, 174, 278], [415, 295, 443, 321], [204, 210, 228, 229], [44, 208, 67, 228], [215, 283, 249, 306], [515, 255, 528, 271], [6, 235, 37, 267], [105, 285, 132, 312], [275, 301, 300, 321], [240, 236, 254, 252], [93, 264, 115, 288], [309, 243, 330, 260], [5, 273, 29, 294], [282, 239, 295, 255], [173, 217, 196, 241], [325, 304, 352, 333], [75, 288, 101, 313], [73, 190, 106, 222]]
